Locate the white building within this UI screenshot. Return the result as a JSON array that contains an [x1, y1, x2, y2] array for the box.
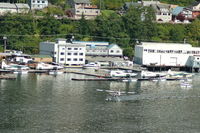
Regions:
[[69, 0, 100, 20], [28, 0, 48, 10], [40, 38, 86, 66], [134, 42, 200, 67], [151, 3, 172, 22], [0, 3, 30, 15], [73, 41, 123, 57]]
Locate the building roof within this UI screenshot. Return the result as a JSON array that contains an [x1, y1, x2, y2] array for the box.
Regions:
[[138, 42, 192, 49], [16, 3, 30, 9], [151, 3, 171, 13], [190, 1, 200, 7], [31, 54, 52, 58], [124, 2, 142, 9], [108, 44, 120, 49], [73, 0, 91, 4], [142, 0, 160, 6], [172, 6, 184, 16], [0, 2, 16, 8]]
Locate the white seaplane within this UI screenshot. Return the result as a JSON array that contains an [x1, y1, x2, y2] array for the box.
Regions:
[[96, 89, 135, 96]]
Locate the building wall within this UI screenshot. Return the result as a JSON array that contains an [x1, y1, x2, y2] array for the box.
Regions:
[[134, 42, 200, 67], [40, 39, 86, 65], [134, 46, 143, 64], [33, 57, 52, 63], [192, 4, 200, 11], [108, 45, 123, 56], [29, 0, 48, 10], [0, 7, 17, 15], [156, 13, 172, 22]]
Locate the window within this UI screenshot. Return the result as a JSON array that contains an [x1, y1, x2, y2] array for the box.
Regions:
[[62, 48, 65, 50], [60, 58, 64, 61], [68, 48, 72, 50], [37, 1, 40, 3], [60, 52, 64, 55], [33, 0, 35, 3], [74, 53, 78, 55], [79, 58, 83, 61], [67, 53, 71, 55], [79, 53, 83, 55], [73, 58, 77, 61], [74, 48, 78, 50], [42, 1, 45, 3], [148, 49, 155, 53], [79, 48, 82, 50], [110, 50, 114, 53], [67, 58, 71, 61]]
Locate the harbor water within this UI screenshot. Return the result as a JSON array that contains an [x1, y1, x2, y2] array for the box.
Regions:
[[1, 71, 200, 132]]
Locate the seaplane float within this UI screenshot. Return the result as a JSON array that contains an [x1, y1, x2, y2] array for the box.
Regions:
[[96, 89, 135, 102]]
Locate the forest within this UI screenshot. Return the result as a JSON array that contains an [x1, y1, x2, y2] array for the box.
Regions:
[[0, 0, 199, 58]]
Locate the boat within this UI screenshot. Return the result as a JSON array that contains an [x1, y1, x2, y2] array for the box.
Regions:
[[109, 70, 137, 78], [122, 78, 137, 82], [140, 71, 167, 78], [180, 81, 192, 88], [1, 60, 30, 70], [48, 70, 63, 75], [36, 62, 63, 70], [83, 62, 100, 69], [13, 70, 28, 74], [167, 69, 193, 78]]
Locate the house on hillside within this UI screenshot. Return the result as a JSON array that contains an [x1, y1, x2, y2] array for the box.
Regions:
[[174, 2, 200, 22], [189, 1, 200, 18], [151, 3, 172, 23], [67, 0, 100, 20], [0, 2, 29, 15], [28, 0, 48, 10]]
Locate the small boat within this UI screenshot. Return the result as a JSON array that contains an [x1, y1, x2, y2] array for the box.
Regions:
[[48, 70, 63, 75], [141, 71, 167, 78], [180, 82, 192, 88], [83, 62, 100, 69], [13, 70, 28, 74], [122, 78, 137, 82], [110, 70, 137, 78]]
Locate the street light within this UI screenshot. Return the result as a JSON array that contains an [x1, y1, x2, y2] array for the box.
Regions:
[[3, 36, 7, 53]]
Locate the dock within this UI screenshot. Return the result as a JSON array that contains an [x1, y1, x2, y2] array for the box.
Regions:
[[0, 75, 16, 80], [71, 78, 135, 81]]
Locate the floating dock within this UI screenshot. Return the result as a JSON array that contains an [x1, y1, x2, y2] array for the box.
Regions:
[[0, 75, 16, 80]]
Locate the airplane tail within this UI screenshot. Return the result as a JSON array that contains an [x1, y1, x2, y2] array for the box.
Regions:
[[1, 60, 8, 69]]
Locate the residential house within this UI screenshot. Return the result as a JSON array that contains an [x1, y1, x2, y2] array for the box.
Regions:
[[108, 44, 123, 57], [151, 3, 172, 22], [68, 0, 100, 20], [28, 0, 48, 10], [72, 41, 123, 57], [175, 2, 200, 22], [39, 38, 86, 66], [0, 2, 29, 15]]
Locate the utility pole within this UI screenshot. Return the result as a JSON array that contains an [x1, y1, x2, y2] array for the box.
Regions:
[[3, 36, 7, 53]]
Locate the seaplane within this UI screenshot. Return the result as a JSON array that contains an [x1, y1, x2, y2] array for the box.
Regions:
[[96, 89, 135, 101], [96, 89, 135, 96]]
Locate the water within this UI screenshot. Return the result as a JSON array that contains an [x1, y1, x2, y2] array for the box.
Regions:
[[1, 72, 200, 133]]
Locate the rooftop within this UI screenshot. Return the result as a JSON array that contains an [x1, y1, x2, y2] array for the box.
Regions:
[[73, 0, 91, 4]]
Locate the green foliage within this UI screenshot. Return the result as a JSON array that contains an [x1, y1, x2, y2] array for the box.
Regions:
[[160, 0, 196, 6], [0, 4, 199, 58]]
